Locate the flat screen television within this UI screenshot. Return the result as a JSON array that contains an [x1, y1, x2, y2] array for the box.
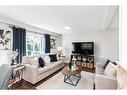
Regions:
[[72, 42, 94, 55]]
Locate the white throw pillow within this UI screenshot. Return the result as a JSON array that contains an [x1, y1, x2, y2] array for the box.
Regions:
[[104, 62, 117, 77], [44, 55, 51, 64], [30, 57, 39, 67]]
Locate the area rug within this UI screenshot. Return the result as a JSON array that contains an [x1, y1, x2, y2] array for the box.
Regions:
[[36, 71, 95, 89]]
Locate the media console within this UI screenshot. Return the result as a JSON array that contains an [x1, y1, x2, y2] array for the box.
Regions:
[[71, 54, 95, 73]]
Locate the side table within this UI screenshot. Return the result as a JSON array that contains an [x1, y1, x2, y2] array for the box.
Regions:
[[10, 64, 25, 89]]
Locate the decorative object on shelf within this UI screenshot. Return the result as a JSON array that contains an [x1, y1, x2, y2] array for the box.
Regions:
[[57, 47, 62, 57], [71, 54, 95, 73], [72, 57, 77, 64], [11, 50, 18, 66], [83, 57, 87, 62], [77, 56, 81, 61], [0, 29, 11, 50], [88, 58, 93, 63]]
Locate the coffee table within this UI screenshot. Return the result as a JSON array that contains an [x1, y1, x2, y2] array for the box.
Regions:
[[62, 66, 81, 86]]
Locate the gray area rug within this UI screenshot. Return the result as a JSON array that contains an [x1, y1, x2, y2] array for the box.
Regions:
[[36, 71, 95, 89]]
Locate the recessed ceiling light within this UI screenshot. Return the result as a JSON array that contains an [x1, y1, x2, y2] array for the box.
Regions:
[[64, 26, 72, 30]]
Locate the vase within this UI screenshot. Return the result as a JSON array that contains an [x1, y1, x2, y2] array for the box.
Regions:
[[11, 59, 15, 66], [69, 62, 72, 70]]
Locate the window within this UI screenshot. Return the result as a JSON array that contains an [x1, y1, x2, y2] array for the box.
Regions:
[[26, 32, 44, 56]]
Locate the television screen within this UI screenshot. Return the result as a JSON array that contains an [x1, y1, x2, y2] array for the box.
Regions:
[[72, 42, 94, 55]]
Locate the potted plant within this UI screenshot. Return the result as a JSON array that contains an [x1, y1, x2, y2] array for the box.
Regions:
[[11, 50, 18, 65]]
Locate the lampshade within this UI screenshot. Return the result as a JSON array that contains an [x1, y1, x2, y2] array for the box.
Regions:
[[57, 47, 62, 51]]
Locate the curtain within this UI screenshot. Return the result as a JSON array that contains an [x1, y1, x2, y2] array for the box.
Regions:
[[44, 34, 50, 53], [12, 27, 26, 63]]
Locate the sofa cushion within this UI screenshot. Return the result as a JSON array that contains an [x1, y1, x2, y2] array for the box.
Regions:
[[38, 66, 51, 75], [30, 57, 39, 67], [38, 61, 62, 75], [49, 61, 62, 69], [38, 57, 45, 67]]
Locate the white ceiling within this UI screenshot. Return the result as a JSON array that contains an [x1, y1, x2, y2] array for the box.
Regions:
[[0, 6, 118, 34]]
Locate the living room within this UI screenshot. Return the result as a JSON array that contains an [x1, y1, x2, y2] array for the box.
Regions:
[[0, 5, 125, 90]]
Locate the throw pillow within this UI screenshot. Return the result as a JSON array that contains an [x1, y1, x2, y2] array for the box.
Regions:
[[38, 57, 45, 67], [104, 62, 117, 77], [30, 57, 39, 67], [49, 54, 58, 62], [103, 59, 111, 69], [112, 62, 117, 65], [44, 55, 51, 64]]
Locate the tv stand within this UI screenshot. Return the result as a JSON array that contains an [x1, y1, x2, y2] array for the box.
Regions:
[[71, 54, 95, 73]]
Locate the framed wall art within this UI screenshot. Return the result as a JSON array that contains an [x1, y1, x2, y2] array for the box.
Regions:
[[0, 29, 11, 50]]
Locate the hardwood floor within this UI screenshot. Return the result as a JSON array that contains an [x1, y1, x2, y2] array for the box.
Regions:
[[11, 67, 95, 90], [12, 68, 62, 90]]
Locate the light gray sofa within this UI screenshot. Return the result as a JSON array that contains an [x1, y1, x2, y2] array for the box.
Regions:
[[95, 57, 117, 89], [22, 55, 64, 84]]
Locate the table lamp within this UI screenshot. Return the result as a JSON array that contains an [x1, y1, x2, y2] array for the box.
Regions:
[[57, 47, 62, 57]]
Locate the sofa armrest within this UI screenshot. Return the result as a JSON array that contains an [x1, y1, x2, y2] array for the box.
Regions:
[[96, 74, 116, 80], [95, 74, 117, 89], [23, 64, 38, 84]]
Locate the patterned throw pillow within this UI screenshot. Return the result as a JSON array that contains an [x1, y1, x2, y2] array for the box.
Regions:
[[49, 54, 58, 62]]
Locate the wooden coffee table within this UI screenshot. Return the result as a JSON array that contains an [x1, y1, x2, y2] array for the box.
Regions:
[[62, 66, 81, 86]]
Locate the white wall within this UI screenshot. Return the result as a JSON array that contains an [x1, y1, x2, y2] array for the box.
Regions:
[[0, 22, 13, 50], [0, 16, 62, 53], [0, 15, 60, 36], [61, 8, 119, 61], [50, 35, 62, 53], [62, 28, 118, 61]]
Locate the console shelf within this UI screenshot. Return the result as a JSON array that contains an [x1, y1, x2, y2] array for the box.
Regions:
[[71, 54, 95, 73]]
